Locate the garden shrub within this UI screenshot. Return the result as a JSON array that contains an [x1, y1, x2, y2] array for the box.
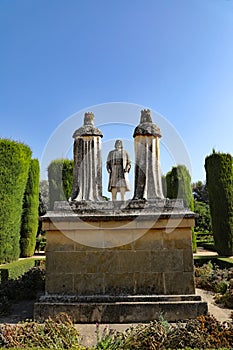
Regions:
[[20, 159, 40, 257], [48, 159, 73, 209], [96, 315, 233, 349], [195, 262, 233, 308], [0, 258, 43, 283], [0, 313, 86, 349], [205, 151, 233, 256], [0, 266, 45, 316], [0, 139, 32, 263]]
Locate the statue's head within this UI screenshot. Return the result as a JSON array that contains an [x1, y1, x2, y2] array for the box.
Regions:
[[84, 112, 94, 126], [140, 109, 152, 123], [115, 139, 123, 150]]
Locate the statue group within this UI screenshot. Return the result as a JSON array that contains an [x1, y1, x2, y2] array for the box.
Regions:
[[70, 109, 164, 202]]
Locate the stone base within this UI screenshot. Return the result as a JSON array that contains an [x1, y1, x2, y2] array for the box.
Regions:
[[34, 294, 207, 323]]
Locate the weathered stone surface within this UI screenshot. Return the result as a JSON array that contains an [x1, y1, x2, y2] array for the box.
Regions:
[[35, 201, 207, 322], [133, 109, 164, 200], [34, 295, 208, 323], [70, 112, 103, 202]]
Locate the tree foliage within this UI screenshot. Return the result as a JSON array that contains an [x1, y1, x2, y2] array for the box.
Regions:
[[0, 139, 31, 263], [192, 180, 209, 204], [20, 159, 40, 257], [48, 159, 74, 209], [166, 165, 194, 210], [205, 151, 233, 256]]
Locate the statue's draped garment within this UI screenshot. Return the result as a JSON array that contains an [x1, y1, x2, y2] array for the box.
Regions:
[[70, 113, 103, 201], [133, 110, 164, 200]]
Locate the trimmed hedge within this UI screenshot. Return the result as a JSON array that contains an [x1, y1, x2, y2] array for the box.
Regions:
[[20, 159, 40, 257], [0, 139, 31, 263], [205, 151, 233, 256], [48, 159, 73, 209], [166, 164, 194, 210], [0, 257, 45, 283]]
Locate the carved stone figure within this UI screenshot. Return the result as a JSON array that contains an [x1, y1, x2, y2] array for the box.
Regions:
[[133, 109, 164, 200], [70, 112, 103, 201], [107, 140, 131, 201]]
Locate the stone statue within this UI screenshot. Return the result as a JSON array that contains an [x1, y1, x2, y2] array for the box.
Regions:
[[133, 109, 164, 200], [107, 140, 131, 201], [70, 112, 103, 202]]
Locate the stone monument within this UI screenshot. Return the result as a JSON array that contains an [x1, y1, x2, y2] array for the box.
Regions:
[[70, 112, 103, 201], [106, 139, 131, 201], [133, 109, 164, 200], [34, 110, 207, 323]]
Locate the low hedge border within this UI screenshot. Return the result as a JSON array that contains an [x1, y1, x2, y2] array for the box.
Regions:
[[194, 256, 233, 269], [0, 257, 45, 283]]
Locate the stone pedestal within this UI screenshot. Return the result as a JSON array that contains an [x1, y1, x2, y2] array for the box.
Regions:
[[34, 200, 207, 322]]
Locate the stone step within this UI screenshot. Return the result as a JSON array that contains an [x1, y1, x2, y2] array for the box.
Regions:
[[34, 296, 207, 323]]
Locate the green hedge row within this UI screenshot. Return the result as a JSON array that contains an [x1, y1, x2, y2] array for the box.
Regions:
[[0, 139, 32, 263], [0, 257, 45, 283], [48, 159, 73, 209], [20, 159, 40, 257], [205, 151, 233, 256]]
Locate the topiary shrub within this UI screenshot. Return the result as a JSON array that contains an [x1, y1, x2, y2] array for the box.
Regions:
[[0, 139, 31, 263], [48, 159, 73, 209], [205, 151, 233, 256], [20, 159, 40, 257]]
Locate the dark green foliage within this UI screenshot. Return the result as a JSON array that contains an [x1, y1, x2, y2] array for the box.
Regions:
[[20, 159, 40, 257], [166, 165, 194, 210], [192, 180, 209, 204], [48, 159, 74, 209], [205, 152, 233, 256], [0, 139, 32, 263], [0, 267, 45, 316], [0, 258, 44, 283], [194, 201, 212, 233], [62, 159, 74, 200]]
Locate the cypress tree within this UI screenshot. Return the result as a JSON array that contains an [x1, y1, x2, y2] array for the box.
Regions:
[[166, 165, 196, 252], [48, 159, 73, 209], [166, 165, 194, 210], [20, 159, 40, 257], [205, 151, 233, 256], [0, 139, 31, 263]]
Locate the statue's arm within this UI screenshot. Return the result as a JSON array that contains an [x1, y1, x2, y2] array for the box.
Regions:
[[124, 151, 131, 173], [106, 152, 112, 173]]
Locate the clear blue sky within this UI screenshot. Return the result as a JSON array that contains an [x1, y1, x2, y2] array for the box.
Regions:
[[1, 0, 233, 189]]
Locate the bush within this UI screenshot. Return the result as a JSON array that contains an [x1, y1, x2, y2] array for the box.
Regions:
[[194, 201, 212, 234], [48, 159, 73, 209], [96, 315, 233, 349], [20, 159, 40, 257], [0, 258, 44, 283], [0, 313, 86, 349], [195, 262, 233, 308], [205, 151, 233, 256], [0, 266, 45, 316], [0, 139, 32, 263]]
